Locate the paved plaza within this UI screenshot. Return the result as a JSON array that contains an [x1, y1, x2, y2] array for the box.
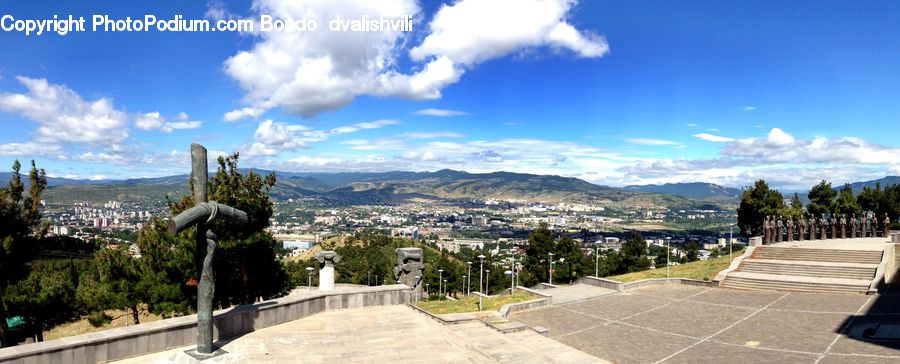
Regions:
[[511, 285, 900, 364], [115, 305, 604, 364]]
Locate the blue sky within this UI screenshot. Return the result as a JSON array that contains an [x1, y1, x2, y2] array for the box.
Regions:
[[1, 0, 899, 189]]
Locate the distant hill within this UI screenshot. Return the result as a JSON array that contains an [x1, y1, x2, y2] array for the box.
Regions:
[[624, 182, 742, 202], [2, 168, 723, 208], [846, 176, 900, 192]]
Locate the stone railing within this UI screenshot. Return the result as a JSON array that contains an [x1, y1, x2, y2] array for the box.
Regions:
[[0, 285, 410, 364]]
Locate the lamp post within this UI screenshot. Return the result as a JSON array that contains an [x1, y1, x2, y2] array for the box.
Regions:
[[466, 261, 472, 296], [306, 266, 314, 292], [595, 244, 600, 277], [660, 238, 667, 278], [485, 269, 490, 296], [510, 254, 516, 293], [548, 252, 555, 285], [438, 269, 444, 297], [462, 275, 467, 296], [477, 254, 485, 311], [367, 271, 371, 286], [425, 283, 430, 301], [729, 225, 734, 262], [375, 275, 378, 286]]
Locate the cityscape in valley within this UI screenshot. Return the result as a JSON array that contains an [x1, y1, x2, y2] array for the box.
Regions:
[[4, 0, 900, 363]]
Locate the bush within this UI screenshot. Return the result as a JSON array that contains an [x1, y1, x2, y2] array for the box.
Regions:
[[87, 312, 112, 327]]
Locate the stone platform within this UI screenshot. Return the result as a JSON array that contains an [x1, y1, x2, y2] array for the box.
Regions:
[[113, 305, 605, 364], [510, 284, 900, 364]]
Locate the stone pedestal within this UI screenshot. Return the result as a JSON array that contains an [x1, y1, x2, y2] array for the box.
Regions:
[[749, 237, 762, 247], [316, 251, 340, 291], [393, 247, 425, 300]]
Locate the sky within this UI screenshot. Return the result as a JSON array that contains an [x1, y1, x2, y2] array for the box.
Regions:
[[1, 0, 900, 190]]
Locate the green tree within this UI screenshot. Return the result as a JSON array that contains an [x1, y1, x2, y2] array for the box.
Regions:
[[0, 160, 46, 347], [807, 180, 836, 217], [683, 242, 700, 263], [736, 180, 785, 237], [620, 230, 651, 273], [521, 224, 553, 286], [834, 184, 862, 218], [787, 193, 804, 219], [5, 259, 80, 342]]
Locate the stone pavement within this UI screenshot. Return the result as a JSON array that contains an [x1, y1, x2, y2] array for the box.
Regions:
[[510, 285, 900, 364], [541, 283, 618, 304], [114, 305, 605, 364]]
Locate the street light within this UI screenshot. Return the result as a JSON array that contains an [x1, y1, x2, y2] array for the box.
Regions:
[[485, 269, 490, 296], [510, 254, 516, 293], [425, 283, 430, 301], [462, 275, 467, 296], [595, 244, 600, 277], [367, 271, 371, 286], [729, 225, 734, 262], [477, 254, 485, 311], [443, 279, 448, 297], [305, 266, 314, 292], [667, 239, 670, 279], [375, 274, 378, 286], [548, 252, 555, 285], [438, 269, 444, 297], [466, 261, 472, 296]]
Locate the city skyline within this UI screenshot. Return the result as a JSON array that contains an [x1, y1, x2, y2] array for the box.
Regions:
[[2, 0, 900, 190]]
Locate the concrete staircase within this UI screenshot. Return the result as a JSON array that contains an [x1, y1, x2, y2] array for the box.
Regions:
[[721, 246, 883, 294]]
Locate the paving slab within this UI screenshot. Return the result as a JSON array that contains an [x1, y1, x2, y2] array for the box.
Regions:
[[627, 284, 709, 300], [510, 306, 601, 337], [711, 309, 850, 353], [621, 302, 756, 338], [686, 287, 786, 308], [542, 283, 617, 304], [770, 292, 871, 313], [555, 322, 696, 364], [561, 292, 674, 320], [663, 340, 817, 364]]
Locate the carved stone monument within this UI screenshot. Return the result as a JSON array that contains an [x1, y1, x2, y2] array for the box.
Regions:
[[839, 214, 847, 239], [798, 216, 806, 241], [884, 213, 891, 238], [871, 213, 878, 238], [786, 218, 794, 242], [315, 251, 340, 291], [393, 247, 425, 299], [809, 217, 817, 240], [851, 214, 858, 238], [168, 144, 248, 357], [775, 217, 784, 243], [830, 217, 836, 239]]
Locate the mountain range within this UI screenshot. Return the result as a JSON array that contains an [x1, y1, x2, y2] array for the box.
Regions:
[[3, 170, 898, 208]]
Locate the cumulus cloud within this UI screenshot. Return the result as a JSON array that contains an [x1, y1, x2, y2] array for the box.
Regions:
[[0, 141, 62, 157], [134, 112, 202, 133], [626, 138, 681, 146], [693, 133, 735, 142], [245, 118, 400, 157], [0, 76, 129, 147], [413, 108, 468, 117], [223, 0, 606, 120], [726, 128, 900, 165]]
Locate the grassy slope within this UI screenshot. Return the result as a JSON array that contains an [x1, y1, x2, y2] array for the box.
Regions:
[[607, 249, 745, 283], [414, 290, 538, 315]]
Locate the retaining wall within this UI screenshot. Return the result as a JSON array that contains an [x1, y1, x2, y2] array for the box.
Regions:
[[0, 285, 410, 364]]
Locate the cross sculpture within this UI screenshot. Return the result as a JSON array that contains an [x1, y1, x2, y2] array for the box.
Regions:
[[168, 144, 248, 355]]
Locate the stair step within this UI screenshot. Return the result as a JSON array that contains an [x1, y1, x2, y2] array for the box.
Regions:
[[721, 272, 870, 294], [751, 248, 883, 264], [738, 260, 876, 280]]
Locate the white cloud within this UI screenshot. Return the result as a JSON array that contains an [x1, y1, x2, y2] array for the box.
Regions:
[[134, 112, 202, 133], [626, 138, 681, 146], [686, 123, 698, 127], [413, 108, 468, 117], [410, 0, 607, 65], [400, 131, 465, 139], [223, 0, 605, 119], [744, 106, 757, 111], [0, 77, 128, 147], [693, 133, 735, 143], [725, 128, 900, 165], [0, 141, 62, 157], [245, 118, 399, 157], [223, 107, 265, 122]]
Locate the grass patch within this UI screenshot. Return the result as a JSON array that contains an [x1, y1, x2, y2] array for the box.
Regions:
[[414, 290, 539, 315], [608, 249, 745, 283], [43, 308, 165, 341]]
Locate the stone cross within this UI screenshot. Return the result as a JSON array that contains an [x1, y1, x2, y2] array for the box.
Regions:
[[168, 144, 248, 356], [393, 247, 425, 299], [315, 251, 340, 291]]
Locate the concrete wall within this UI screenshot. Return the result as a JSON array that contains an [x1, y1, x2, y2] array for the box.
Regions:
[[578, 276, 625, 291], [884, 243, 900, 290], [0, 285, 410, 364]]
